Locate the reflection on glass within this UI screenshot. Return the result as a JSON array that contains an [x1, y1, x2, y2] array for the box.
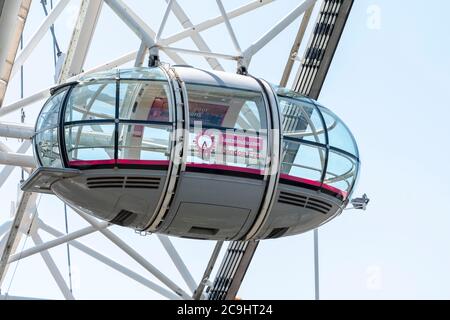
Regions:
[[186, 84, 267, 130], [280, 141, 325, 184], [119, 68, 167, 80], [324, 150, 357, 199], [65, 82, 116, 122], [79, 68, 167, 82], [35, 128, 62, 167], [318, 106, 359, 157], [79, 69, 119, 81], [119, 81, 171, 122], [185, 85, 268, 173], [65, 124, 115, 163], [36, 89, 67, 131], [278, 96, 326, 144], [118, 124, 171, 162]]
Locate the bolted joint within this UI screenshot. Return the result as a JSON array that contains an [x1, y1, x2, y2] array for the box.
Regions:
[[148, 46, 160, 67], [237, 56, 251, 75], [237, 65, 248, 76]]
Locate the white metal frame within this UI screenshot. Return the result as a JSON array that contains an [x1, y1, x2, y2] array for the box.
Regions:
[[0, 0, 322, 300]]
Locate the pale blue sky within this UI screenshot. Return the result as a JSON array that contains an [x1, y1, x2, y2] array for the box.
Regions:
[[1, 0, 450, 299]]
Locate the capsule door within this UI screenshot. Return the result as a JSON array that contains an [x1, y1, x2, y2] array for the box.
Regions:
[[159, 82, 272, 240]]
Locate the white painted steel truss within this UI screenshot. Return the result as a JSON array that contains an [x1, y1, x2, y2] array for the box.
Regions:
[[0, 0, 322, 300]]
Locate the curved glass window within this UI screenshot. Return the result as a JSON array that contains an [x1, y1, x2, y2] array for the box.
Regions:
[[324, 150, 358, 199], [78, 68, 167, 82], [65, 124, 115, 164], [65, 82, 116, 122], [63, 68, 173, 168], [318, 106, 359, 157], [37, 89, 66, 131], [35, 89, 67, 167], [119, 81, 172, 122], [276, 88, 359, 201], [79, 69, 118, 81], [119, 67, 167, 80], [185, 84, 268, 174], [280, 140, 326, 187], [117, 124, 171, 164], [278, 95, 326, 144]]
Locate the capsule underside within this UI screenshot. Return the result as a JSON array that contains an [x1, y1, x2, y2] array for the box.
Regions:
[[25, 66, 360, 240]]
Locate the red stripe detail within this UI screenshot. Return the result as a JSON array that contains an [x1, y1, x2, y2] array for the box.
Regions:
[[279, 174, 348, 199], [117, 159, 170, 166], [280, 174, 321, 188], [69, 160, 115, 166], [322, 185, 348, 199], [69, 159, 171, 167], [186, 163, 264, 175]]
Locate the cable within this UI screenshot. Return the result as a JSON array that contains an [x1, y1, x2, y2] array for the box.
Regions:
[[64, 204, 73, 293], [40, 0, 62, 67], [41, 0, 73, 293], [2, 195, 42, 300], [20, 34, 25, 182], [41, 0, 74, 294]]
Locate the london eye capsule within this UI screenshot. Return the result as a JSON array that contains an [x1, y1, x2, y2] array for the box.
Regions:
[[23, 66, 360, 240]]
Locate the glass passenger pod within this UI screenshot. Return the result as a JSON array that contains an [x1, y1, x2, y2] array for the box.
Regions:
[[182, 73, 269, 179], [276, 88, 359, 201], [61, 67, 174, 170], [35, 87, 68, 168]]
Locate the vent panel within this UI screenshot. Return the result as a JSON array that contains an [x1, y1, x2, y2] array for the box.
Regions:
[[125, 177, 161, 189], [86, 176, 161, 189], [278, 191, 333, 215], [87, 177, 125, 189]]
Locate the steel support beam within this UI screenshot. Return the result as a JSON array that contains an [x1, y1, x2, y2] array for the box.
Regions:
[[0, 121, 34, 140], [0, 141, 32, 188], [216, 0, 242, 54], [0, 150, 35, 168], [314, 229, 320, 299], [58, 0, 103, 83], [0, 191, 34, 284], [0, 0, 274, 118], [0, 0, 273, 117], [166, 0, 224, 71], [76, 209, 192, 300], [208, 241, 258, 300], [157, 235, 197, 294], [134, 42, 147, 67], [156, 0, 174, 42], [8, 223, 110, 264], [241, 0, 317, 68], [162, 0, 274, 45], [0, 87, 50, 117], [10, 0, 71, 78], [0, 50, 137, 117], [293, 0, 354, 99], [31, 232, 75, 300], [280, 4, 314, 87], [39, 221, 181, 300], [104, 0, 185, 65], [0, 0, 31, 108], [160, 46, 238, 61], [193, 240, 223, 300], [209, 0, 355, 300]]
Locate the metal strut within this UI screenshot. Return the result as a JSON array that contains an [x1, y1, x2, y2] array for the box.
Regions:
[[207, 0, 354, 300]]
